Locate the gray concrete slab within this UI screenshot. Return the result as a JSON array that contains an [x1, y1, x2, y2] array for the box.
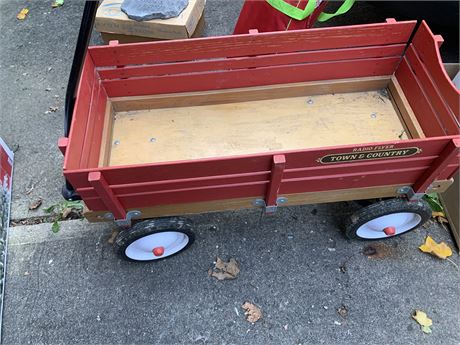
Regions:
[[0, 0, 85, 220], [3, 204, 460, 345]]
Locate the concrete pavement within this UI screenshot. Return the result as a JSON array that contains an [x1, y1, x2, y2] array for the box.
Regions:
[[4, 205, 460, 345]]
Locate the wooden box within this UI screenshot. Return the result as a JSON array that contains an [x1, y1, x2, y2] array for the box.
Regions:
[[95, 0, 205, 41]]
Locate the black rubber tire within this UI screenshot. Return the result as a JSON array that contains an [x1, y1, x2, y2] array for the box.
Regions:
[[114, 217, 194, 262], [344, 198, 432, 240]]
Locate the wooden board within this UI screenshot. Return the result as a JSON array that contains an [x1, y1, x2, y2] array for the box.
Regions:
[[388, 76, 425, 139], [111, 76, 391, 112], [99, 15, 205, 44], [98, 101, 115, 167], [106, 88, 409, 166], [84, 180, 454, 222], [102, 57, 400, 97], [98, 45, 405, 81], [89, 20, 416, 67], [412, 21, 459, 120]]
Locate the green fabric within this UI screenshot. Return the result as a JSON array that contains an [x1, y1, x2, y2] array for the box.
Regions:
[[317, 0, 355, 22], [266, 0, 317, 21], [266, 0, 355, 22]]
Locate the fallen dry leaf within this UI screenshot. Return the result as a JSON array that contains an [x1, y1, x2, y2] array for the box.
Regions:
[[432, 211, 449, 225], [337, 305, 348, 319], [437, 216, 449, 224], [60, 207, 71, 219], [432, 211, 445, 218], [25, 183, 35, 195], [107, 229, 119, 244], [419, 236, 452, 259], [208, 257, 240, 280], [29, 198, 43, 210], [52, 0, 64, 8], [412, 310, 432, 334], [242, 302, 262, 323], [17, 8, 29, 20]]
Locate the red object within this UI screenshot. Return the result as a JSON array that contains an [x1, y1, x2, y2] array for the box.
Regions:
[[0, 139, 13, 193], [88, 171, 126, 219], [153, 246, 165, 256], [58, 137, 68, 155], [233, 0, 329, 34], [61, 20, 460, 220], [413, 138, 460, 193], [265, 155, 286, 207], [395, 22, 459, 137], [383, 226, 396, 236]]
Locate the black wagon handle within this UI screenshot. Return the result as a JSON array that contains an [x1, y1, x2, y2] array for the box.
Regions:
[[64, 0, 99, 137], [62, 1, 99, 200]]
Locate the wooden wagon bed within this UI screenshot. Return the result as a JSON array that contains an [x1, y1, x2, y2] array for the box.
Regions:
[[59, 19, 460, 223], [103, 77, 418, 166]]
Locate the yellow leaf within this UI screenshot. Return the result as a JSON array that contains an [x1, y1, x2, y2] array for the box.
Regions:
[[412, 310, 432, 329], [421, 325, 432, 334], [432, 211, 445, 218], [419, 236, 452, 259], [16, 8, 29, 20]]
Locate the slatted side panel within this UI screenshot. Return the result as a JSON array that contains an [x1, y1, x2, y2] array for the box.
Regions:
[[64, 137, 455, 212], [97, 45, 406, 80], [89, 20, 416, 66], [395, 21, 460, 137], [102, 57, 400, 97], [79, 79, 108, 169], [412, 22, 460, 120], [90, 20, 416, 97], [63, 55, 96, 170], [86, 86, 109, 168]]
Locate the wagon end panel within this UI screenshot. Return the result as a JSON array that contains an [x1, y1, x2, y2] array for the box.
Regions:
[[395, 21, 460, 137], [62, 54, 96, 170], [62, 54, 109, 171]]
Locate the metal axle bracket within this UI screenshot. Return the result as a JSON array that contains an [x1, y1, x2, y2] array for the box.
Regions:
[[396, 186, 424, 201], [253, 197, 288, 213], [102, 210, 142, 228]]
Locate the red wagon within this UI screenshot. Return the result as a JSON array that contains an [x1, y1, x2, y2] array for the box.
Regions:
[[60, 14, 459, 261]]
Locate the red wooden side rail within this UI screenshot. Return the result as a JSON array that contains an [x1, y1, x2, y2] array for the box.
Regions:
[[413, 138, 460, 193], [64, 137, 459, 213], [88, 19, 415, 67], [60, 19, 460, 220], [395, 21, 460, 137]]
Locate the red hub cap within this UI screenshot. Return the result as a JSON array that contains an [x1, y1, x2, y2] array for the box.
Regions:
[[152, 246, 165, 256], [383, 226, 396, 236]]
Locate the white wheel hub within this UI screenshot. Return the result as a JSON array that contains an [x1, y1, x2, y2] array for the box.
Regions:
[[125, 231, 190, 261], [356, 212, 422, 239]]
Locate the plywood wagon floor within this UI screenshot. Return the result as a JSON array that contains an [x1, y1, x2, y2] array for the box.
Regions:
[[108, 91, 408, 166]]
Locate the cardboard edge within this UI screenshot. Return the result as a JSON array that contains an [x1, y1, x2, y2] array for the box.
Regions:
[[185, 0, 206, 37], [95, 0, 204, 39]]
